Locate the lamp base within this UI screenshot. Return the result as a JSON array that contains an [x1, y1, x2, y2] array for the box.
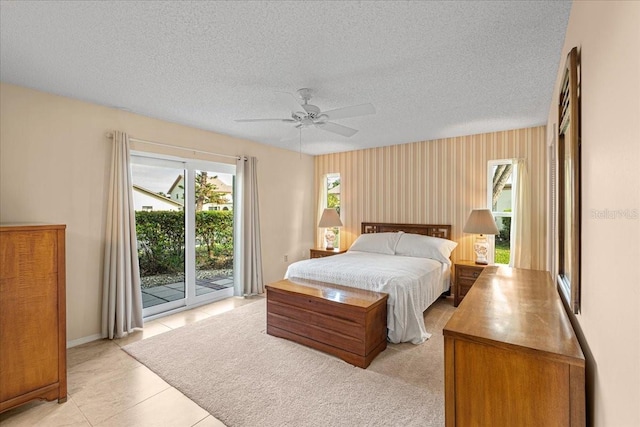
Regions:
[[324, 229, 336, 250], [473, 234, 490, 265]]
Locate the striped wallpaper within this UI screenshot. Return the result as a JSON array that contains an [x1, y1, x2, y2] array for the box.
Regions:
[[315, 126, 547, 269]]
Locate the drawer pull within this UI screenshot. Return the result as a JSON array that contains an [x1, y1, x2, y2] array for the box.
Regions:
[[473, 272, 479, 277]]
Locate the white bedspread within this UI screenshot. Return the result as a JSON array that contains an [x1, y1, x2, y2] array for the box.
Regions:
[[284, 251, 447, 344]]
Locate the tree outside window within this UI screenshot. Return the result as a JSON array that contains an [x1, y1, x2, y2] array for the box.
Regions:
[[194, 171, 227, 212]]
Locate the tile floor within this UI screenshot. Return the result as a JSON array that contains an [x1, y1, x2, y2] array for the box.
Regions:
[[1, 294, 455, 427], [0, 296, 261, 427]]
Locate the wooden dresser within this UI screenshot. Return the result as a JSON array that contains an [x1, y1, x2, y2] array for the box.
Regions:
[[0, 224, 67, 413], [266, 279, 387, 368], [443, 266, 585, 427]]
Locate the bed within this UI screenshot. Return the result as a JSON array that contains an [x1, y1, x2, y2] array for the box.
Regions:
[[285, 223, 456, 344]]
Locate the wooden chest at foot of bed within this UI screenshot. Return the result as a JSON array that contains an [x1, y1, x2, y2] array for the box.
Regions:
[[266, 279, 388, 368]]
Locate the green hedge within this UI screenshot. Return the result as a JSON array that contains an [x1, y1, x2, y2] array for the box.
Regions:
[[136, 210, 233, 276], [195, 210, 233, 270]]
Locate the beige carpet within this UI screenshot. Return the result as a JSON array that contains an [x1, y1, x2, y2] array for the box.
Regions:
[[123, 297, 455, 427]]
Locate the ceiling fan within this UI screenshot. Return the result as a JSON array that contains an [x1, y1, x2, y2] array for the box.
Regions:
[[234, 88, 375, 138]]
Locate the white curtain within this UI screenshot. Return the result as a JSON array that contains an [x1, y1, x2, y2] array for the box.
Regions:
[[102, 131, 144, 339], [511, 159, 532, 269], [234, 156, 264, 296], [316, 174, 328, 248]]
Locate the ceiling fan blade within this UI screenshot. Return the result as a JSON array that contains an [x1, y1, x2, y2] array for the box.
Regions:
[[315, 121, 358, 138], [322, 103, 375, 121], [275, 91, 309, 116], [234, 118, 296, 123]]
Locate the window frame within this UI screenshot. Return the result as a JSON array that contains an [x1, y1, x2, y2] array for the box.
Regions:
[[131, 151, 236, 319], [487, 159, 517, 265]]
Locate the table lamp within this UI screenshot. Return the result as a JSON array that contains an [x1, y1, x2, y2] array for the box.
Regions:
[[318, 208, 343, 250], [463, 209, 499, 265]]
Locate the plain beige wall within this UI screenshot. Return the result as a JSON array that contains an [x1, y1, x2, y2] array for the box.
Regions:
[[546, 2, 640, 426], [315, 126, 547, 268], [0, 83, 315, 344]]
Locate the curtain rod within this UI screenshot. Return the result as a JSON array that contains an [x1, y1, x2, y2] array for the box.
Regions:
[[105, 132, 242, 160]]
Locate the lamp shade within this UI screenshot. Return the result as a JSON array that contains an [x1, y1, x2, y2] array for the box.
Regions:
[[318, 208, 343, 228], [463, 209, 499, 235]]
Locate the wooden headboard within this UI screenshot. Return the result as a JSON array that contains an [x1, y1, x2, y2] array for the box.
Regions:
[[361, 222, 451, 240]]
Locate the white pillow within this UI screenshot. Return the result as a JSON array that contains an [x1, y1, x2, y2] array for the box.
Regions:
[[348, 232, 404, 255], [395, 233, 458, 264]]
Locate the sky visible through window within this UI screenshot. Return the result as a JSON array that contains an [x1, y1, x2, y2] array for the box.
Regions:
[[131, 164, 232, 195]]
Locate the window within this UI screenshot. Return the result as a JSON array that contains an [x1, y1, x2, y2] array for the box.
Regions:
[[488, 160, 515, 265], [557, 47, 581, 314], [322, 173, 341, 248], [326, 174, 340, 212]]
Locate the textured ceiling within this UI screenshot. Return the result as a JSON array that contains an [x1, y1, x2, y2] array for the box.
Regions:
[[0, 1, 571, 155]]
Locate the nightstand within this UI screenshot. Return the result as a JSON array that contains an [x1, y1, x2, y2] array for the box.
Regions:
[[310, 248, 347, 259], [454, 260, 488, 307]]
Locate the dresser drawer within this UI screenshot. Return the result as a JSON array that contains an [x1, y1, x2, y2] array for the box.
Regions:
[[457, 278, 476, 298], [311, 252, 332, 258], [310, 249, 347, 259], [457, 265, 483, 280]]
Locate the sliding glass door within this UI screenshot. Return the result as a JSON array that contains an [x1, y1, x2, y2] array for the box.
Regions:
[[194, 168, 234, 297], [131, 154, 235, 318]]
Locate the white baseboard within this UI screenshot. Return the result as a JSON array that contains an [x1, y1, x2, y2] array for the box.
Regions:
[[67, 291, 238, 348], [67, 333, 103, 348]]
